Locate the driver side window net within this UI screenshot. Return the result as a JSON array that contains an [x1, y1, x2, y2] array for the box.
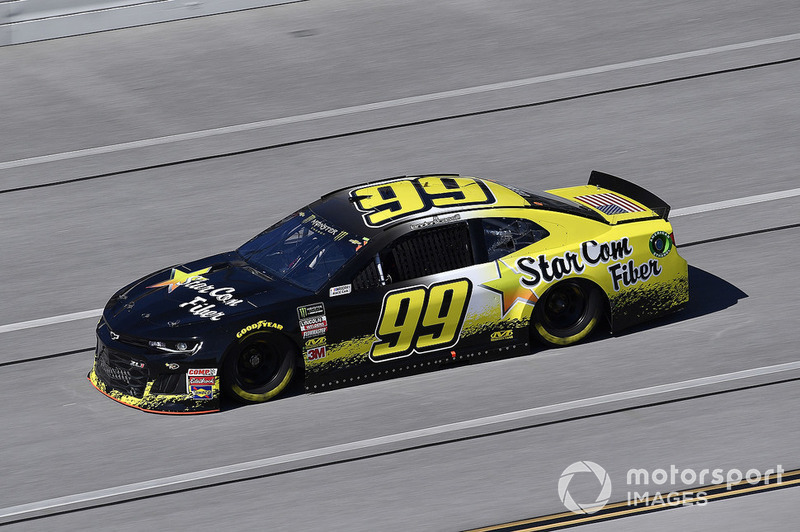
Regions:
[[482, 218, 549, 261], [353, 222, 474, 289], [384, 223, 473, 282]]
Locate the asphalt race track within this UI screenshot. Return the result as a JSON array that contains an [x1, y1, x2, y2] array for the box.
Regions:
[[1, 1, 799, 530]]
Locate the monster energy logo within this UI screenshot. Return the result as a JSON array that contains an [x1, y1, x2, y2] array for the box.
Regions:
[[297, 302, 325, 320]]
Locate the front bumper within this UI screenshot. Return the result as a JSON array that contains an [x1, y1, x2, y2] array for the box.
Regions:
[[89, 335, 221, 414]]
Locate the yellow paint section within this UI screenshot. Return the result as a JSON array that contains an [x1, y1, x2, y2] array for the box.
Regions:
[[89, 363, 220, 413], [547, 185, 657, 224]]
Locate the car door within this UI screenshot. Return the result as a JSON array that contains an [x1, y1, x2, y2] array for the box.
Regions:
[[303, 220, 481, 388], [304, 214, 556, 390]]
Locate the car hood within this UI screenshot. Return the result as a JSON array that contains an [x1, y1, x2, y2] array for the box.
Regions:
[[104, 252, 306, 334]]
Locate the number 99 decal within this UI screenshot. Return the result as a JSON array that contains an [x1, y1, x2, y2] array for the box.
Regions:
[[351, 177, 495, 227], [370, 279, 472, 362]]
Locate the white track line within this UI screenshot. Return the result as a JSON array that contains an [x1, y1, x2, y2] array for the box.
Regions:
[[670, 187, 800, 217], [0, 309, 102, 334], [2, 359, 799, 523], [1, 186, 798, 335], [1, 32, 800, 172]]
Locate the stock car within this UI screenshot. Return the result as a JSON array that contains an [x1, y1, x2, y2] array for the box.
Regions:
[[89, 171, 689, 413]]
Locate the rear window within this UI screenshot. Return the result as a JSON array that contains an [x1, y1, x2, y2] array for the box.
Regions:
[[481, 218, 549, 261]]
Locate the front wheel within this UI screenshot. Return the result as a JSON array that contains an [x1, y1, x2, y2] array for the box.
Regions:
[[222, 334, 296, 403], [532, 281, 603, 347]]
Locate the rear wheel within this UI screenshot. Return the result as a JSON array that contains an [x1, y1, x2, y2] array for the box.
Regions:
[[532, 281, 602, 347], [222, 334, 296, 403]]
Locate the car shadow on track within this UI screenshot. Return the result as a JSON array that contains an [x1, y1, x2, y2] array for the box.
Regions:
[[602, 264, 748, 339]]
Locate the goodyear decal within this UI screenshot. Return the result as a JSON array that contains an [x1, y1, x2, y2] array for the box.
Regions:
[[236, 320, 284, 339]]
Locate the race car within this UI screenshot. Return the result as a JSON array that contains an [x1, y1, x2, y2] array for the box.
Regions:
[[89, 171, 688, 414]]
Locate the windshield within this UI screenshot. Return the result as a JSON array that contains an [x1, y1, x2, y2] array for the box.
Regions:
[[237, 211, 368, 291]]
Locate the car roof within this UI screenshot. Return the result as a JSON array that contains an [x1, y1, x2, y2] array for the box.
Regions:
[[308, 174, 602, 237]]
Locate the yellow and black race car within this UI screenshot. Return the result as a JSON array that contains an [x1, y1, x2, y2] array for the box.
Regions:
[[90, 171, 688, 413]]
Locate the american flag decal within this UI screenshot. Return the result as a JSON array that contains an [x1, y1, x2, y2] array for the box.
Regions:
[[574, 192, 645, 215]]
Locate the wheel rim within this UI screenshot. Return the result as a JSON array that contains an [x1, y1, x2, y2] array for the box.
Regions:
[[233, 341, 282, 393], [542, 283, 587, 331]]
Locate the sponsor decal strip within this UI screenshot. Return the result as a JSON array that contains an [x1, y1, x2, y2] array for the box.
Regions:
[[2, 360, 800, 523], [0, 187, 798, 335], [465, 469, 800, 531]]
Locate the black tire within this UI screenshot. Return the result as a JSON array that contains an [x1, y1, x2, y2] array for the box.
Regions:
[[532, 281, 603, 347], [222, 333, 297, 404]]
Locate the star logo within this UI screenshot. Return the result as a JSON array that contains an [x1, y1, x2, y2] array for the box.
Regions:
[[147, 267, 211, 293], [480, 259, 538, 317]]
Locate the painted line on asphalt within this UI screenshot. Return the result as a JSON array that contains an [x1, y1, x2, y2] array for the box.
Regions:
[[1, 186, 799, 335], [0, 309, 102, 334], [2, 32, 800, 171], [670, 187, 800, 217], [2, 359, 800, 523]]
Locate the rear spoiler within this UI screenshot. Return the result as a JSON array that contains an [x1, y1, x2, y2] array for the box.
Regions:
[[588, 171, 671, 220]]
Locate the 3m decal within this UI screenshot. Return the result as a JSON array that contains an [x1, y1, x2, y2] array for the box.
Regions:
[[329, 284, 352, 297], [306, 346, 327, 360], [649, 231, 673, 258], [608, 259, 662, 291], [236, 320, 284, 339], [351, 177, 495, 227], [370, 279, 472, 362], [490, 330, 513, 342]]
